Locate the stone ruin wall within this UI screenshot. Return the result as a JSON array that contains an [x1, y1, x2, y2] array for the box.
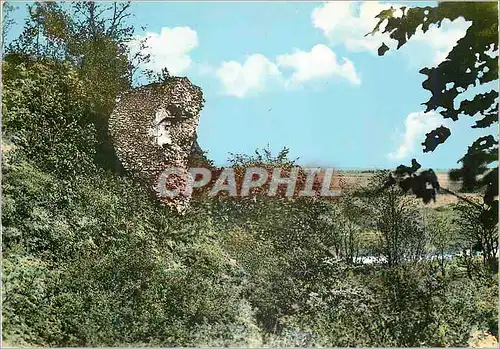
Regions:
[[108, 77, 206, 210]]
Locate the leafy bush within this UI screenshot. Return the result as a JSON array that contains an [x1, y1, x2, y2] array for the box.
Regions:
[[2, 2, 497, 347]]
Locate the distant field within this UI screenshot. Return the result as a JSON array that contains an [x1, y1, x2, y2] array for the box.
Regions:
[[333, 170, 481, 207], [334, 170, 463, 192]]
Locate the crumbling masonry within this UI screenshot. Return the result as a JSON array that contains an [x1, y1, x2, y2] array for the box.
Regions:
[[108, 77, 206, 210]]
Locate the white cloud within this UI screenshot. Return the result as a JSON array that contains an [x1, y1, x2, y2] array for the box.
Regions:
[[216, 45, 361, 97], [388, 111, 448, 160], [311, 1, 470, 67], [276, 44, 361, 86], [312, 1, 402, 52], [129, 26, 199, 75], [216, 54, 281, 98], [405, 18, 471, 67]]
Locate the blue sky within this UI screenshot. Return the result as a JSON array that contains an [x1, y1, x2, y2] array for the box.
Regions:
[[6, 1, 498, 169]]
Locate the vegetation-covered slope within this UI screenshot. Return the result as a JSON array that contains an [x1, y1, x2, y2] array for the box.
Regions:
[[1, 2, 498, 347]]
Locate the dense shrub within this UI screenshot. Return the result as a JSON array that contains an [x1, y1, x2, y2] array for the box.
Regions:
[[2, 3, 497, 347]]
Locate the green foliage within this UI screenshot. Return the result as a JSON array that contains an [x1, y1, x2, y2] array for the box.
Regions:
[[370, 2, 498, 223], [426, 208, 459, 274], [2, 58, 97, 177], [3, 144, 497, 347], [1, 1, 17, 49], [2, 150, 251, 346], [273, 263, 497, 347], [454, 198, 498, 273], [361, 172, 429, 266], [7, 2, 140, 170], [227, 144, 297, 167], [2, 2, 498, 347]]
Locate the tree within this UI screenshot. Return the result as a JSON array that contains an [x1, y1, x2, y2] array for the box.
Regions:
[[364, 172, 428, 267], [7, 2, 144, 171], [454, 198, 498, 273], [1, 1, 17, 49], [426, 209, 458, 275], [2, 58, 97, 177], [325, 185, 369, 264], [368, 2, 498, 225]]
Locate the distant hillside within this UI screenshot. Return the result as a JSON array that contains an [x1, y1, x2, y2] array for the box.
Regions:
[[334, 169, 463, 193], [331, 169, 484, 207]]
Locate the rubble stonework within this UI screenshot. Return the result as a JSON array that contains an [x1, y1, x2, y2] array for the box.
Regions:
[[108, 77, 205, 210]]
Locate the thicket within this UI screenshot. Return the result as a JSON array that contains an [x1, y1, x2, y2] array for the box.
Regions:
[[1, 2, 498, 347]]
